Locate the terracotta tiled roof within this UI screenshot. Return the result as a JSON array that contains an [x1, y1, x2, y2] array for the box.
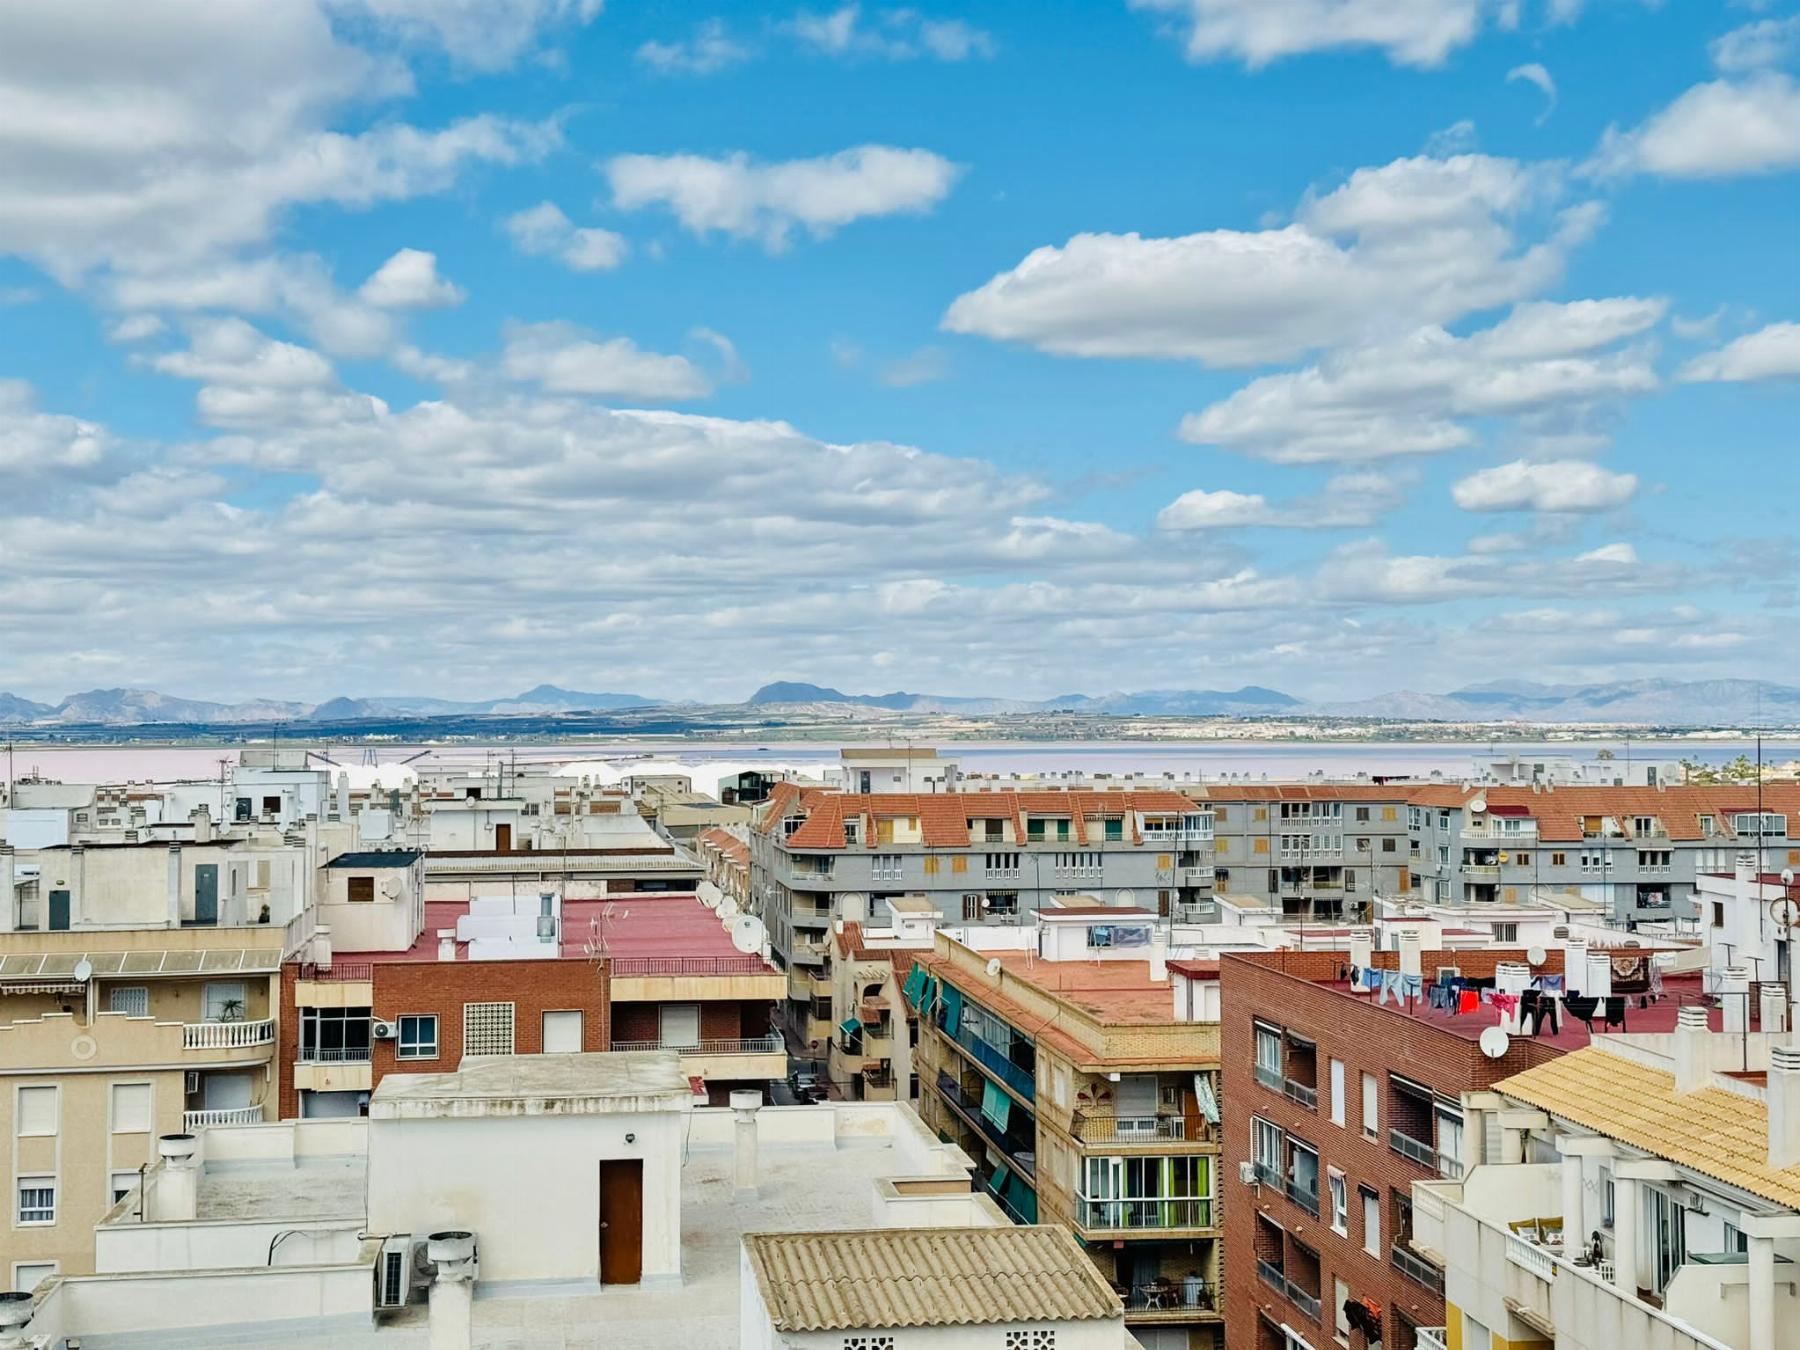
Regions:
[[759, 788, 1196, 849], [1498, 1047, 1800, 1211], [742, 1227, 1121, 1332], [697, 827, 748, 866]]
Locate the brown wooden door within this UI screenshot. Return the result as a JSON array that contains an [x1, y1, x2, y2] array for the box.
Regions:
[[598, 1159, 643, 1284], [495, 824, 512, 851]]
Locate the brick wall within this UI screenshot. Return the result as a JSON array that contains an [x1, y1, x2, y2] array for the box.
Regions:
[[612, 999, 772, 1044], [1220, 950, 1566, 1350], [278, 958, 611, 1118]]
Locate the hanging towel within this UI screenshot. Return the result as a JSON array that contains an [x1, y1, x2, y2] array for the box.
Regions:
[[1493, 992, 1519, 1017], [1458, 989, 1479, 1015], [1540, 974, 1564, 992], [1428, 981, 1451, 1010]]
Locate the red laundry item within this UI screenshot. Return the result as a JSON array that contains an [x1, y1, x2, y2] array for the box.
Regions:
[[1458, 990, 1478, 1014]]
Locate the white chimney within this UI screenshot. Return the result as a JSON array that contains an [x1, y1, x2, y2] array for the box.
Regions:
[[1349, 931, 1373, 971], [190, 806, 213, 844], [1674, 1006, 1710, 1093], [166, 842, 183, 926], [0, 1291, 34, 1350], [1562, 937, 1588, 995], [1769, 1045, 1800, 1169], [1398, 930, 1423, 978], [437, 929, 457, 962], [0, 847, 14, 934], [1584, 952, 1613, 1000], [1148, 937, 1168, 983], [1723, 965, 1752, 1034], [1762, 985, 1788, 1036], [731, 1089, 763, 1193], [150, 1133, 199, 1222], [426, 1231, 476, 1350]]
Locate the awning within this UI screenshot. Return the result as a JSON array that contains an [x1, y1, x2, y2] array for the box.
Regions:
[[981, 1079, 1012, 1130], [902, 965, 927, 1006], [1193, 1072, 1220, 1126], [838, 1017, 862, 1036], [0, 980, 86, 996], [941, 985, 964, 1037]]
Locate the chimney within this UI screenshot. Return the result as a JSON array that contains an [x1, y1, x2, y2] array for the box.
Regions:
[[426, 1231, 477, 1350], [166, 842, 183, 926], [150, 1133, 199, 1221], [0, 1291, 36, 1350], [1397, 930, 1423, 978], [1584, 952, 1614, 1000], [1148, 936, 1168, 983], [1770, 1045, 1800, 1169], [190, 806, 213, 844], [1562, 937, 1588, 995], [1762, 985, 1789, 1037], [731, 1089, 763, 1193], [0, 846, 14, 934], [1349, 931, 1373, 970], [1674, 1006, 1710, 1093], [1722, 965, 1752, 1034], [437, 929, 457, 962]]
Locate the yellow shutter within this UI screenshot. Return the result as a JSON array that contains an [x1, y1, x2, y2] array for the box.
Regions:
[[1398, 871, 1410, 892], [924, 856, 941, 875], [1214, 838, 1229, 855], [1253, 838, 1269, 855], [876, 818, 895, 844], [952, 856, 968, 875], [1503, 886, 1517, 902], [1382, 806, 1397, 821], [1254, 807, 1268, 822], [1156, 854, 1172, 870]]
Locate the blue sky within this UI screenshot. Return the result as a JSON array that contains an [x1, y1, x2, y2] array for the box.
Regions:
[[1, 0, 1796, 705]]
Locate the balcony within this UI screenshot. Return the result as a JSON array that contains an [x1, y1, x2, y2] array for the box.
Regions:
[[789, 941, 829, 968], [1119, 1279, 1217, 1322], [1078, 1195, 1214, 1234], [1394, 1242, 1444, 1295], [1417, 1328, 1448, 1350], [1070, 1111, 1206, 1146], [612, 1034, 787, 1082], [292, 1044, 372, 1093], [936, 1072, 1036, 1178], [1284, 1178, 1320, 1218], [183, 1018, 275, 1051], [1256, 1258, 1284, 1294], [1284, 1277, 1323, 1321], [1462, 864, 1501, 880], [1253, 1063, 1283, 1093], [184, 1106, 265, 1129], [1389, 1126, 1436, 1168], [945, 1022, 1036, 1101], [1283, 1078, 1318, 1111]]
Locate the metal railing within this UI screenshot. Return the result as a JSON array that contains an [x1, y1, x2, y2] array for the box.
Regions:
[[1120, 1279, 1215, 1315], [1076, 1196, 1213, 1231], [1284, 1179, 1320, 1217], [1284, 1278, 1322, 1321], [1253, 1063, 1284, 1092], [950, 1022, 1036, 1100], [184, 1106, 265, 1129], [1070, 1111, 1193, 1143], [1394, 1243, 1445, 1293], [937, 1074, 1036, 1176], [1390, 1127, 1436, 1167], [1417, 1328, 1449, 1350], [297, 962, 373, 983], [184, 1018, 275, 1050], [611, 1035, 784, 1056], [610, 955, 771, 975], [298, 1046, 372, 1063], [1256, 1258, 1284, 1293], [1284, 1079, 1318, 1110]]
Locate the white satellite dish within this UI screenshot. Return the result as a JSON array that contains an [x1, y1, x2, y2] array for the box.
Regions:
[[1469, 796, 1487, 815], [1784, 869, 1796, 887], [72, 958, 93, 984], [986, 957, 1002, 976], [1526, 946, 1547, 966], [1478, 1026, 1511, 1059], [718, 895, 740, 920], [696, 881, 723, 909], [1115, 888, 1135, 907], [380, 874, 402, 899], [730, 915, 768, 955]]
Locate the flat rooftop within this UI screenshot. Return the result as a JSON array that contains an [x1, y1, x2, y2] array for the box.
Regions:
[[196, 1155, 366, 1223], [369, 1051, 692, 1117]]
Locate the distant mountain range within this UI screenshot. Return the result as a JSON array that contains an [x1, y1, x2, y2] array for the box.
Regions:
[[2, 678, 1796, 729]]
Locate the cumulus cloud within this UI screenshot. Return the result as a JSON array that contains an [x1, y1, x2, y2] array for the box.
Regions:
[[502, 202, 629, 272], [637, 18, 753, 74], [1129, 0, 1486, 68], [1178, 297, 1663, 462], [1710, 15, 1800, 73], [145, 317, 388, 428], [606, 146, 960, 251], [788, 5, 995, 60], [944, 153, 1599, 367], [1590, 73, 1800, 179], [324, 0, 603, 71], [1679, 322, 1800, 382], [358, 248, 464, 309], [1157, 471, 1408, 529], [1451, 459, 1639, 513], [499, 321, 714, 401]]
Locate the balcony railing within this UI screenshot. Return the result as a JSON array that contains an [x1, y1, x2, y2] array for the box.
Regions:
[[184, 1106, 265, 1129], [1253, 1063, 1283, 1093], [1119, 1279, 1215, 1317], [949, 1023, 1036, 1101], [1506, 1232, 1557, 1283], [611, 1035, 784, 1056], [1284, 1179, 1320, 1217], [1394, 1243, 1445, 1294], [297, 962, 372, 983], [184, 1018, 275, 1050], [1284, 1278, 1322, 1321], [1070, 1111, 1194, 1143], [1256, 1259, 1284, 1293], [1389, 1127, 1436, 1168], [1417, 1328, 1448, 1350], [1076, 1196, 1213, 1232], [937, 1073, 1036, 1176], [298, 1046, 372, 1063], [610, 955, 772, 975], [1284, 1079, 1318, 1110]]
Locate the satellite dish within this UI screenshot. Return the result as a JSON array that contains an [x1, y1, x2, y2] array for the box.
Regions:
[[73, 958, 93, 984], [730, 915, 768, 954], [1526, 946, 1547, 966], [718, 895, 740, 920], [986, 957, 1002, 976], [1479, 1026, 1511, 1059], [696, 881, 723, 909], [1469, 796, 1488, 815], [380, 874, 402, 899], [1772, 899, 1800, 932], [1115, 888, 1135, 907], [1784, 869, 1796, 887]]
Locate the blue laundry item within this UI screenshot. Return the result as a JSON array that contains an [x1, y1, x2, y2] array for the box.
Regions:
[[1378, 970, 1404, 1005], [1540, 974, 1564, 992], [1401, 973, 1423, 1001]]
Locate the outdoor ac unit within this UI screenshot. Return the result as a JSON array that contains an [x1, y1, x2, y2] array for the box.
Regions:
[[184, 1071, 200, 1094], [1552, 926, 1570, 939], [1239, 1161, 1258, 1186], [373, 1234, 422, 1313], [372, 1021, 397, 1040]]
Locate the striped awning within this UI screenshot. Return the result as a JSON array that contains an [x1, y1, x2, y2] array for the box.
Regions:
[[0, 948, 280, 980]]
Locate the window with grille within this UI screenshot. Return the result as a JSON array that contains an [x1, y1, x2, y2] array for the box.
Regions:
[[108, 986, 149, 1017], [18, 1179, 55, 1224], [463, 1002, 516, 1056], [1005, 1332, 1056, 1349]]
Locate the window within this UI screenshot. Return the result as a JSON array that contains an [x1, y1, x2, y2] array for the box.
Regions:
[[1361, 1072, 1378, 1139], [1382, 837, 1396, 853], [1254, 1021, 1283, 1091], [202, 981, 247, 1022], [1335, 1276, 1352, 1345], [1714, 902, 1726, 929], [1104, 818, 1123, 841], [346, 875, 375, 903], [10, 1262, 55, 1293], [15, 1086, 57, 1137], [463, 1002, 516, 1055], [1251, 1116, 1284, 1184], [1329, 1058, 1346, 1127], [17, 1179, 55, 1225], [1356, 807, 1371, 822], [110, 1172, 137, 1204], [659, 1003, 700, 1049], [111, 1083, 152, 1134], [108, 985, 149, 1017], [1602, 1169, 1615, 1227], [1494, 923, 1518, 943], [300, 1006, 372, 1062], [1328, 1169, 1349, 1234], [871, 855, 903, 882], [396, 1014, 438, 1060], [1514, 850, 1531, 866], [542, 1010, 584, 1053], [1361, 1186, 1380, 1255], [922, 855, 940, 875], [1551, 852, 1566, 867]]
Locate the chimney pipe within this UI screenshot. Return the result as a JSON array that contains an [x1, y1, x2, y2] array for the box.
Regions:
[[1397, 930, 1423, 978], [151, 1133, 199, 1222], [1769, 1045, 1800, 1169], [731, 1089, 763, 1193], [1562, 937, 1588, 995], [1148, 937, 1168, 983], [1349, 931, 1373, 970], [1674, 1006, 1710, 1093], [1762, 986, 1788, 1036], [426, 1231, 476, 1350], [0, 847, 14, 934], [1584, 952, 1613, 1000], [190, 806, 213, 845], [1723, 965, 1752, 1034], [437, 930, 457, 962]]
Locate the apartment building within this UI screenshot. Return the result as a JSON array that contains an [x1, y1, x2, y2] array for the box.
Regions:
[[1414, 1015, 1800, 1350], [1200, 786, 1416, 923], [912, 912, 1224, 1349], [751, 784, 1213, 1032], [821, 899, 944, 1102]]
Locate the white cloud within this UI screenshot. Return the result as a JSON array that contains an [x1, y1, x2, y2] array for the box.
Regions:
[[1506, 62, 1557, 123], [636, 18, 753, 74], [145, 317, 388, 428], [788, 5, 995, 61], [1591, 73, 1800, 179], [1157, 470, 1407, 529], [944, 153, 1598, 367], [1679, 322, 1800, 382], [878, 347, 951, 387], [105, 314, 167, 343], [1129, 0, 1486, 68], [358, 248, 464, 309], [499, 321, 713, 401], [1710, 15, 1800, 72], [606, 146, 960, 251], [503, 202, 629, 272], [324, 0, 603, 71], [0, 379, 116, 478], [1451, 459, 1639, 513], [1178, 297, 1663, 462]]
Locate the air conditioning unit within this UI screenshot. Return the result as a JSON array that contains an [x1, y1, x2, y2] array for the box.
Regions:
[[1552, 925, 1570, 939], [185, 1071, 200, 1094], [373, 1234, 426, 1314], [1239, 1160, 1258, 1187], [1434, 966, 1461, 983], [372, 1021, 397, 1040]]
